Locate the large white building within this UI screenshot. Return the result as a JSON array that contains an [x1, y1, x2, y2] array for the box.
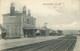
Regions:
[[3, 2, 36, 38]]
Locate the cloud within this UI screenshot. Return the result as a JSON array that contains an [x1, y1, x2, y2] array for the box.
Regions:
[[0, 0, 80, 30], [60, 0, 80, 11], [53, 21, 80, 30]]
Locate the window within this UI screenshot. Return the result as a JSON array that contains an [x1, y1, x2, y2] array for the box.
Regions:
[[32, 20, 33, 25], [27, 19, 29, 24]]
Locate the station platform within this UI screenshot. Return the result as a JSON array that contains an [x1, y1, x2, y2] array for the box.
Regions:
[[73, 36, 80, 51], [0, 36, 64, 50]]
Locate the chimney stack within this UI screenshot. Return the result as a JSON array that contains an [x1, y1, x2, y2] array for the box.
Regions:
[[10, 2, 15, 16]]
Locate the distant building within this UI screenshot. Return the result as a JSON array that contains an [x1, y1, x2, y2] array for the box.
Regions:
[[36, 27, 50, 36], [3, 2, 36, 38]]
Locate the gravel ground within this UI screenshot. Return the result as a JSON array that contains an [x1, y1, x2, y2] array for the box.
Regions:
[[73, 36, 80, 51]]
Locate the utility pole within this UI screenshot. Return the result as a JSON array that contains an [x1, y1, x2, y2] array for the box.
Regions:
[[44, 22, 48, 28]]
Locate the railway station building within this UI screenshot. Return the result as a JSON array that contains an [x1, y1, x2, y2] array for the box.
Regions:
[[36, 27, 50, 36], [3, 2, 36, 38]]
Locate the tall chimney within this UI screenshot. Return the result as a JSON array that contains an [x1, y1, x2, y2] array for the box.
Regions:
[[23, 6, 26, 14], [10, 2, 15, 16], [28, 9, 31, 16]]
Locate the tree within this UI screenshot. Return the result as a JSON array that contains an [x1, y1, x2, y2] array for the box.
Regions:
[[0, 24, 7, 39], [79, 30, 80, 33], [0, 24, 2, 35], [0, 24, 3, 31], [57, 30, 63, 35], [49, 30, 56, 36], [0, 24, 2, 30], [78, 30, 80, 36]]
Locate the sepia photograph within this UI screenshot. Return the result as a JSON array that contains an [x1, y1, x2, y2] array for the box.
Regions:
[[0, 0, 80, 51]]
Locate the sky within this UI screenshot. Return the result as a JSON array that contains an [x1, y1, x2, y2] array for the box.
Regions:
[[0, 0, 80, 30]]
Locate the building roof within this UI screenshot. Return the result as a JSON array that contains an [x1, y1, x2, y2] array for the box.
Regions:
[[3, 11, 36, 19], [23, 24, 37, 30], [3, 11, 23, 16]]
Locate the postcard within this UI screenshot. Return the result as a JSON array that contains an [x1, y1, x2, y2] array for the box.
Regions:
[[0, 0, 80, 51]]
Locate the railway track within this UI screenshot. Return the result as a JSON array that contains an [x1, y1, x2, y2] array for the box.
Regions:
[[32, 36, 77, 51], [50, 40, 76, 51], [2, 35, 77, 51], [33, 39, 76, 51], [30, 39, 67, 51]]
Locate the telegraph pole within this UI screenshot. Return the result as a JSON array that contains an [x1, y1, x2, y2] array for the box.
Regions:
[[44, 22, 48, 28]]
